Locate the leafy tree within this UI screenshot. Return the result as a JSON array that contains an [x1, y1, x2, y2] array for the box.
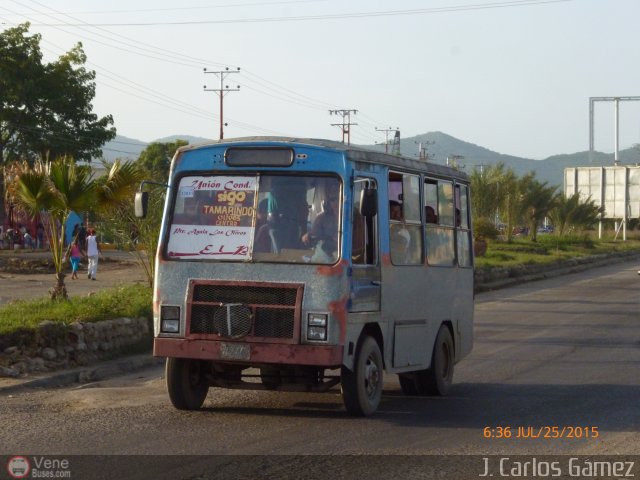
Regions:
[[8, 157, 141, 299], [138, 139, 188, 181], [1, 23, 116, 224]]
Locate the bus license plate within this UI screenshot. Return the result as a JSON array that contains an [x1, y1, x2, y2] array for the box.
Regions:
[[220, 342, 250, 360]]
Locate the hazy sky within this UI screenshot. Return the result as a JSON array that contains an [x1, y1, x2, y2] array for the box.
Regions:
[[2, 0, 640, 160]]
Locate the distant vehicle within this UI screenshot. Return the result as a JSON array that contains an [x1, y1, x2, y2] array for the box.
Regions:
[[136, 137, 475, 416], [537, 225, 554, 233]]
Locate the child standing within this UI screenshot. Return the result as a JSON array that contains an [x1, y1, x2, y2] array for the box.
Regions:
[[69, 239, 84, 280]]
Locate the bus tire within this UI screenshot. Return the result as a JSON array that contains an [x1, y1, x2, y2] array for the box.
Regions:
[[419, 325, 454, 396], [166, 358, 209, 410], [341, 336, 383, 416]]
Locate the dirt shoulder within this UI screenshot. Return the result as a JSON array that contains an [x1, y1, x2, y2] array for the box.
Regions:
[[0, 250, 148, 304]]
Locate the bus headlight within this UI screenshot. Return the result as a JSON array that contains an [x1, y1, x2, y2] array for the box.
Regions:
[[307, 313, 328, 341], [161, 306, 181, 333]]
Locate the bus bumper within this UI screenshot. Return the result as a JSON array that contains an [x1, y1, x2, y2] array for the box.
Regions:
[[154, 337, 344, 367]]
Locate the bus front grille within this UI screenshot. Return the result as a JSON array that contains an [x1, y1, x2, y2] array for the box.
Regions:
[[188, 282, 302, 341]]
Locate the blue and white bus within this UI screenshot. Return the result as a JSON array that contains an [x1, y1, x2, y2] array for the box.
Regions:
[[136, 137, 474, 416]]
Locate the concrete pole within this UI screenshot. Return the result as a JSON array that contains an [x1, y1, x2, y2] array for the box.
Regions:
[[598, 167, 604, 239], [623, 166, 628, 241], [589, 98, 594, 164], [614, 98, 620, 166]]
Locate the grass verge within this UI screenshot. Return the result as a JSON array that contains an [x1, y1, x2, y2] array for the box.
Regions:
[[0, 283, 152, 337], [476, 236, 640, 268]]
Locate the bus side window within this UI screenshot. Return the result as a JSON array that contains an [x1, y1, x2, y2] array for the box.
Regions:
[[425, 178, 455, 267], [352, 180, 377, 265], [456, 184, 472, 267], [424, 180, 438, 224], [388, 172, 422, 265]]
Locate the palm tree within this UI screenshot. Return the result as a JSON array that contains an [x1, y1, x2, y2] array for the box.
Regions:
[[470, 163, 507, 222], [519, 174, 559, 242], [551, 193, 603, 236], [499, 168, 523, 243], [9, 156, 142, 300]]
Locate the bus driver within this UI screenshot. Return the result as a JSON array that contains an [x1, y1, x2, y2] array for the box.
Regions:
[[302, 190, 339, 263]]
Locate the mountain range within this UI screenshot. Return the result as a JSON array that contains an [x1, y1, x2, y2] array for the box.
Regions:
[[100, 131, 640, 187]]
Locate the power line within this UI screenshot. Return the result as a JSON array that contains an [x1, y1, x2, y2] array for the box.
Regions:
[[19, 0, 572, 26], [4, 0, 329, 16], [4, 1, 424, 143], [7, 124, 142, 156], [14, 5, 288, 137], [9, 1, 341, 115], [7, 1, 338, 127]]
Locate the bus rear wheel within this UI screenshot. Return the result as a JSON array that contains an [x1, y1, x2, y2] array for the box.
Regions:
[[166, 358, 210, 410], [341, 336, 383, 416], [418, 325, 454, 396]]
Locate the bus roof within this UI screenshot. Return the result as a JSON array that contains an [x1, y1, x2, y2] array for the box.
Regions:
[[176, 136, 470, 182]]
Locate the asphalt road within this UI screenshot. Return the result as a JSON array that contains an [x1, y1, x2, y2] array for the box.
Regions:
[[1, 261, 638, 464]]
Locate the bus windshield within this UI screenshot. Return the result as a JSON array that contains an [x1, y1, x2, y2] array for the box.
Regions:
[[166, 174, 341, 264]]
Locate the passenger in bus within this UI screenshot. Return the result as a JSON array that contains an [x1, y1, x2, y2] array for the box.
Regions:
[[253, 199, 271, 252], [302, 195, 339, 263], [390, 200, 411, 263], [255, 198, 269, 231], [425, 205, 438, 224], [254, 202, 305, 254]]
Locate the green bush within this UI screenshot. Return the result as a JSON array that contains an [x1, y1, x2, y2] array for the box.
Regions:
[[473, 217, 499, 240]]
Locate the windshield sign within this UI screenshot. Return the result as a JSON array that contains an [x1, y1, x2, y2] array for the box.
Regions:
[[167, 176, 258, 260], [166, 175, 341, 264]]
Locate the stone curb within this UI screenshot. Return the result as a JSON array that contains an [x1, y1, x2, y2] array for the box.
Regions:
[[0, 353, 163, 395]]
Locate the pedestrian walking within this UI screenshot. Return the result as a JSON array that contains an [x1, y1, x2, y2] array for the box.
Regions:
[[67, 238, 84, 280], [85, 228, 102, 280]]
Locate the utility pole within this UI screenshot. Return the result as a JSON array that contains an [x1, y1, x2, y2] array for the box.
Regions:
[[329, 109, 358, 145], [391, 129, 401, 156], [204, 67, 240, 140], [375, 127, 399, 154], [415, 140, 435, 161]]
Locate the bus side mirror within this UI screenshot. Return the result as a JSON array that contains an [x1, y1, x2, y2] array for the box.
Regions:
[[360, 188, 378, 217], [135, 192, 149, 218]]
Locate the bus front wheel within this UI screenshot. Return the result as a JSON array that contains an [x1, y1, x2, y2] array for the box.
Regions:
[[166, 358, 210, 410], [341, 336, 383, 416]]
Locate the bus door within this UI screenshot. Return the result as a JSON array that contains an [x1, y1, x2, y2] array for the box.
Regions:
[[349, 176, 380, 312], [382, 171, 432, 371]]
